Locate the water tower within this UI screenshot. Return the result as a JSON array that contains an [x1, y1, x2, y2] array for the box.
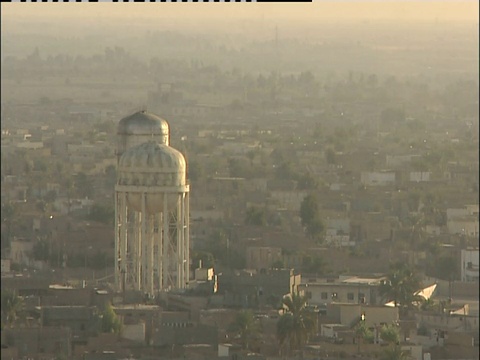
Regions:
[[114, 111, 189, 294], [116, 110, 170, 164]]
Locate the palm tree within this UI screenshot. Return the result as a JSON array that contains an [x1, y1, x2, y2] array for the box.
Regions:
[[379, 262, 421, 316], [229, 310, 261, 350], [1, 290, 24, 328], [276, 291, 316, 355]]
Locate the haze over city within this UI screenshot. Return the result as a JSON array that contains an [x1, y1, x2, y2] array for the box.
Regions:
[[1, 2, 478, 360]]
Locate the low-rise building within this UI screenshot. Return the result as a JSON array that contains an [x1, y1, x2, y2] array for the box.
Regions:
[[219, 268, 301, 308], [40, 305, 100, 343], [325, 303, 399, 329], [246, 246, 283, 270], [9, 237, 34, 266], [461, 248, 479, 282], [360, 171, 395, 187], [2, 326, 72, 359], [299, 275, 385, 307]]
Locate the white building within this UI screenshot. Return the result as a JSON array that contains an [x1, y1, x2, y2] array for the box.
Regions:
[[1, 259, 11, 274], [446, 206, 479, 237], [386, 154, 420, 168], [461, 248, 479, 282], [270, 190, 308, 211], [299, 276, 385, 306], [409, 171, 431, 182]]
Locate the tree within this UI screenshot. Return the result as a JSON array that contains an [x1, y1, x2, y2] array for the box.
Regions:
[[302, 255, 327, 275], [229, 310, 261, 350], [306, 218, 325, 240], [1, 202, 17, 248], [433, 256, 459, 282], [381, 345, 412, 360], [379, 263, 422, 316], [380, 324, 400, 345], [1, 290, 24, 328], [300, 194, 318, 228], [245, 206, 266, 226], [300, 195, 325, 241], [419, 192, 445, 227], [277, 292, 316, 355], [187, 160, 203, 182], [75, 172, 93, 198], [33, 239, 50, 261], [100, 303, 122, 334], [205, 230, 246, 270], [87, 204, 114, 225], [64, 176, 75, 214], [354, 320, 373, 353], [271, 260, 285, 269], [420, 298, 439, 312], [104, 165, 116, 189], [246, 150, 256, 167], [228, 158, 251, 178], [275, 161, 296, 181], [325, 148, 336, 165], [191, 250, 215, 270], [380, 324, 410, 360]]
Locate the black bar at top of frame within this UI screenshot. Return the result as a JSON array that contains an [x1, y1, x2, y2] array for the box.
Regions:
[[257, 0, 312, 2]]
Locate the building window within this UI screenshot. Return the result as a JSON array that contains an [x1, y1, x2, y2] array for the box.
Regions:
[[359, 292, 365, 303], [331, 292, 338, 300], [347, 293, 354, 301], [321, 292, 328, 300]]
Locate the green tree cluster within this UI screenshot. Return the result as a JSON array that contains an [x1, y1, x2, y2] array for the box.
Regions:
[[379, 324, 411, 360], [101, 303, 122, 334], [245, 206, 266, 226], [86, 204, 114, 225], [354, 320, 374, 353], [33, 239, 50, 261], [204, 230, 246, 270], [190, 250, 215, 270], [379, 263, 422, 316], [1, 290, 24, 329], [228, 310, 261, 350], [300, 194, 324, 241], [302, 255, 327, 275], [380, 324, 400, 344]]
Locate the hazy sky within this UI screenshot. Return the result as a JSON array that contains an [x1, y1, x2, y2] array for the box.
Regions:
[[2, 1, 478, 23]]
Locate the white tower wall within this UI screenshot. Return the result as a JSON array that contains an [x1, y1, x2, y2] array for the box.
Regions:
[[114, 115, 189, 295]]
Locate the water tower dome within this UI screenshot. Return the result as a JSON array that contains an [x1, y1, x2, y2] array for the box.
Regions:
[[117, 110, 170, 162]]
